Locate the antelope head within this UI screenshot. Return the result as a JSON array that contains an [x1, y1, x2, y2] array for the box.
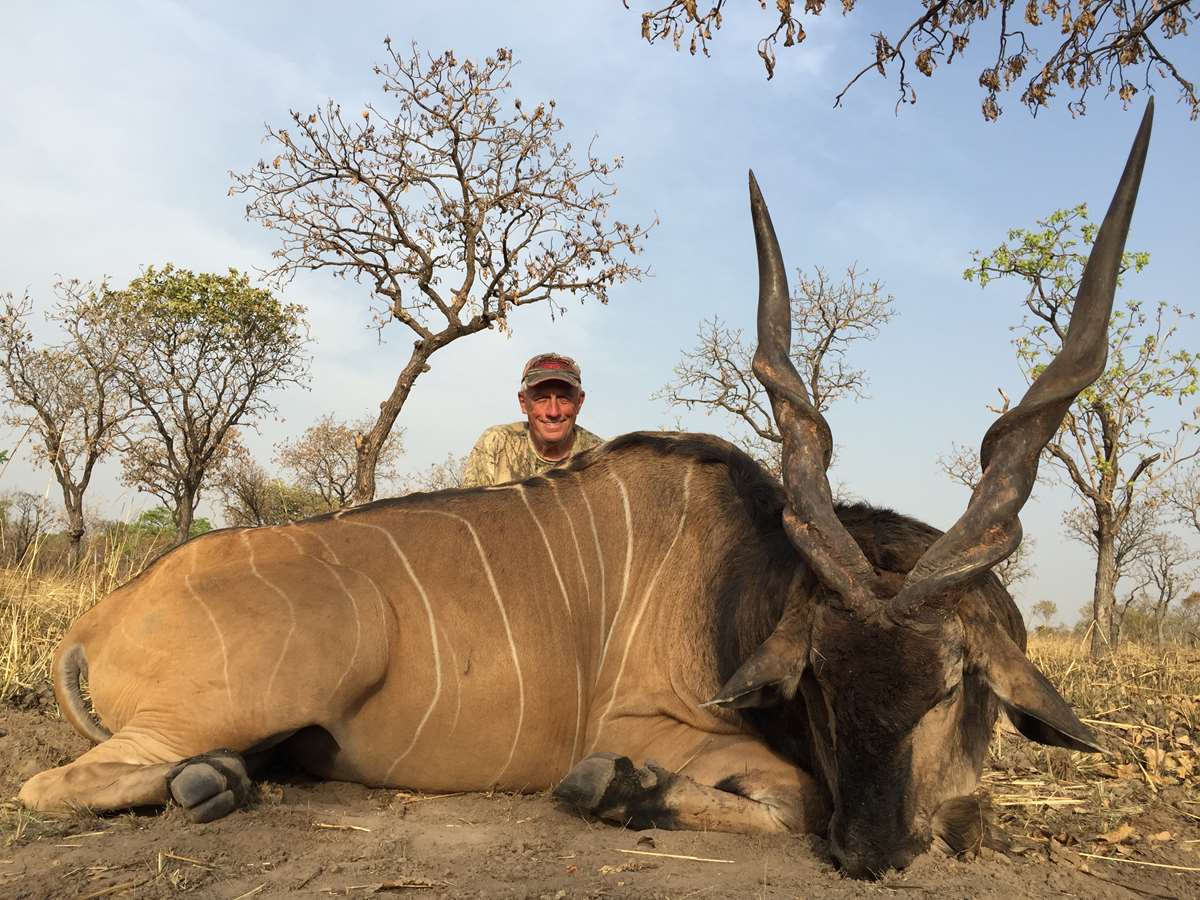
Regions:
[[711, 102, 1154, 878]]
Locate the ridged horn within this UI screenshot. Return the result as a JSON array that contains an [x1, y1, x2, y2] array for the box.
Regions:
[[892, 99, 1154, 616], [749, 171, 883, 619]]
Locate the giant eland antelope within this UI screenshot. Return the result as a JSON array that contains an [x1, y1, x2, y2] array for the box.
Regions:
[[20, 103, 1154, 877]]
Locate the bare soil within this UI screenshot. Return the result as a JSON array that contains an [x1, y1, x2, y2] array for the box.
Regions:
[[1, 701, 1197, 899]]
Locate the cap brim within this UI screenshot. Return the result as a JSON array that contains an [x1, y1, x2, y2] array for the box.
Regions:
[[523, 371, 582, 390]]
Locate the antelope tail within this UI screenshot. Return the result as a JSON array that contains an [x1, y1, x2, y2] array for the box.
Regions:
[[52, 644, 112, 744]]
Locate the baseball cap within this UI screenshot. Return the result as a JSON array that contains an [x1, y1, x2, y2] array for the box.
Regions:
[[521, 352, 582, 391]]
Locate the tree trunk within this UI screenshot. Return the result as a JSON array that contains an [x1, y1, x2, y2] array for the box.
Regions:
[[1091, 522, 1118, 658], [352, 342, 437, 505], [175, 494, 195, 547], [64, 504, 85, 570]]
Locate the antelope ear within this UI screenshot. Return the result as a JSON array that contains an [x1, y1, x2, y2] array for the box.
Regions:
[[704, 633, 808, 710], [975, 627, 1103, 753]]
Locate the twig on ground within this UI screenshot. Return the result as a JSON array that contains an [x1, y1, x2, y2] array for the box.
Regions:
[[1077, 852, 1200, 872], [610, 848, 735, 864]]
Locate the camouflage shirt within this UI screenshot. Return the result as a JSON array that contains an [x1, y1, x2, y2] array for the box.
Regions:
[[461, 422, 604, 488]]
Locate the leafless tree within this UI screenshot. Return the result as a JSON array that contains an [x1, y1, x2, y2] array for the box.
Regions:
[[233, 43, 653, 504], [1031, 599, 1058, 630], [968, 204, 1199, 656], [400, 452, 468, 494], [1134, 530, 1195, 645], [277, 414, 404, 508], [116, 265, 310, 545], [213, 435, 332, 527], [657, 264, 893, 475], [1164, 462, 1200, 534], [0, 490, 53, 566], [629, 1, 1198, 120], [0, 282, 129, 566], [1062, 498, 1164, 649]]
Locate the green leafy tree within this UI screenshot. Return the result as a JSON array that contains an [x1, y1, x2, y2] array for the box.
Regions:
[[630, 1, 1198, 119], [115, 265, 310, 545], [966, 204, 1200, 657], [233, 42, 652, 504], [130, 506, 213, 538]]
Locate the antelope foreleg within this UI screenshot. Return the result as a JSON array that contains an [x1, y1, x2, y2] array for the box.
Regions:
[[20, 733, 255, 823], [555, 748, 827, 834]]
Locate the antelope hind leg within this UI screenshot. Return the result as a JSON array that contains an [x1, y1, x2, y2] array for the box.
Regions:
[[555, 737, 828, 834]]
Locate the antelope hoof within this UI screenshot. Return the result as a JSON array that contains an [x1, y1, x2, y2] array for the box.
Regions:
[[554, 752, 667, 825], [166, 750, 250, 823]]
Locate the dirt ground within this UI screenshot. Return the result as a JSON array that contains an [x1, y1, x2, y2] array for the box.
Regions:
[[1, 701, 1198, 899]]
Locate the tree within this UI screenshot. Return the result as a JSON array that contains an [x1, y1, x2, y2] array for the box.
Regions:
[[0, 281, 129, 566], [1130, 530, 1195, 644], [214, 440, 331, 526], [966, 204, 1200, 656], [0, 490, 52, 566], [115, 265, 310, 545], [277, 414, 403, 508], [1031, 599, 1058, 629], [129, 507, 212, 538], [657, 264, 893, 475], [400, 452, 468, 494], [232, 42, 653, 504], [629, 1, 1198, 119]]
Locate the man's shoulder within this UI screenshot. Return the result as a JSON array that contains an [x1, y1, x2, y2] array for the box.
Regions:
[[472, 422, 529, 445], [573, 425, 604, 452]]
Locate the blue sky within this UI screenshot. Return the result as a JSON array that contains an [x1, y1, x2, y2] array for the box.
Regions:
[[2, 2, 1198, 622]]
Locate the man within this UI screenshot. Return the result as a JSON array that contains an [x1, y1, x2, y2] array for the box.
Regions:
[[462, 353, 603, 488]]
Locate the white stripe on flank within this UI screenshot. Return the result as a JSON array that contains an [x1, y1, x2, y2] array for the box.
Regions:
[[244, 532, 296, 707], [579, 487, 607, 666], [594, 474, 633, 681], [518, 485, 572, 620], [280, 531, 362, 701], [518, 484, 584, 769], [344, 521, 442, 783], [184, 573, 235, 712], [409, 508, 525, 785], [591, 467, 693, 751], [549, 479, 591, 611], [310, 529, 392, 659], [440, 625, 464, 736]]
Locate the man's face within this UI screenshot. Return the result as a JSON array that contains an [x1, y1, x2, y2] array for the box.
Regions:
[[519, 380, 585, 448]]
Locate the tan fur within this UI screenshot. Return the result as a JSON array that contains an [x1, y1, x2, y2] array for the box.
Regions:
[[19, 443, 819, 830]]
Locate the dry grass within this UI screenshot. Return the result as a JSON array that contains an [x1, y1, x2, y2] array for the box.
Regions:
[[986, 632, 1200, 868], [0, 535, 162, 703]]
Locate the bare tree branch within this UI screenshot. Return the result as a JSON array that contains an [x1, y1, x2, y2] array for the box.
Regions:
[[232, 43, 653, 503], [656, 264, 893, 475], [628, 1, 1198, 120]]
